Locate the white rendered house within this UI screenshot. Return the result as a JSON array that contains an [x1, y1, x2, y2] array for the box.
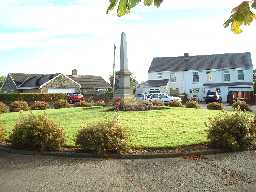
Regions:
[[136, 52, 253, 102]]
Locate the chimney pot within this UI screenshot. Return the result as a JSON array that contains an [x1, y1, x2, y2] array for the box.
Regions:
[[72, 69, 78, 76], [184, 53, 189, 57]]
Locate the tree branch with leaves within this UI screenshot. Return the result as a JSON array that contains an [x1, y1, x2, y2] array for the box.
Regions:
[[107, 0, 256, 34]]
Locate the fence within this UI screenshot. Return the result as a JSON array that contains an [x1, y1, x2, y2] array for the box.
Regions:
[[228, 91, 256, 105]]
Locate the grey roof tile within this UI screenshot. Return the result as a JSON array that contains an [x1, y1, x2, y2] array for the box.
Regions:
[[142, 79, 169, 87], [149, 52, 252, 72], [68, 75, 111, 89], [10, 73, 59, 88]]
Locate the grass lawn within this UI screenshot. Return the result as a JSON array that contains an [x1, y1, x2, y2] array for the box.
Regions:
[[0, 107, 221, 149]]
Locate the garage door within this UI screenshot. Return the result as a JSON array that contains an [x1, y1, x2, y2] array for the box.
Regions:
[[48, 88, 76, 94]]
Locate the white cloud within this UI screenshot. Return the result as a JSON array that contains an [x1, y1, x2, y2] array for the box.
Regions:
[[0, 0, 255, 82]]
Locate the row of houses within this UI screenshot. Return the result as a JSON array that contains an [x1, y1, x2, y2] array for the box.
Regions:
[[1, 52, 254, 103], [1, 69, 111, 95], [136, 52, 254, 102]]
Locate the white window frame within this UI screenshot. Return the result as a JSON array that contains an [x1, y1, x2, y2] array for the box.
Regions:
[[193, 72, 199, 82], [224, 70, 230, 82], [237, 70, 244, 80], [170, 72, 176, 82]]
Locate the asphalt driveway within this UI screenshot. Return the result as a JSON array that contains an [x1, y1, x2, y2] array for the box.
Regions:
[[0, 151, 256, 192]]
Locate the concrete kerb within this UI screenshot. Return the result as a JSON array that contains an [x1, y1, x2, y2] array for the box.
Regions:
[[0, 143, 224, 159]]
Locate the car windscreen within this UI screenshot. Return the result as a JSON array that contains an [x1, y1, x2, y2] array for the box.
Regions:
[[207, 92, 216, 96]]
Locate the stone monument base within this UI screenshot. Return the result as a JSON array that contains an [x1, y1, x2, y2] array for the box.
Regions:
[[114, 70, 133, 99]]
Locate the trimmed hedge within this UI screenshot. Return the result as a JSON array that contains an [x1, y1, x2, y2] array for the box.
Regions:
[[53, 99, 70, 109], [0, 102, 8, 113], [9, 113, 65, 151], [208, 111, 256, 151], [0, 123, 5, 142], [0, 93, 67, 104], [232, 100, 251, 112], [169, 100, 183, 107], [9, 101, 29, 112], [185, 100, 200, 109], [207, 102, 224, 110], [30, 101, 49, 110], [76, 119, 127, 154]]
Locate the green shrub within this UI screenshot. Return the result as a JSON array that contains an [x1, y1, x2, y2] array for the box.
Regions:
[[232, 100, 251, 112], [53, 99, 70, 109], [185, 100, 200, 109], [76, 119, 127, 154], [30, 101, 49, 110], [207, 112, 256, 151], [180, 93, 189, 104], [207, 102, 224, 110], [0, 93, 67, 104], [75, 101, 94, 108], [0, 123, 5, 142], [9, 101, 29, 112], [151, 100, 164, 106], [169, 100, 183, 107], [9, 114, 65, 151], [0, 101, 8, 113], [94, 100, 107, 107], [122, 103, 151, 111]]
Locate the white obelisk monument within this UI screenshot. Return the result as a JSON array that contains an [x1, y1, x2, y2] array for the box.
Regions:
[[115, 32, 132, 99]]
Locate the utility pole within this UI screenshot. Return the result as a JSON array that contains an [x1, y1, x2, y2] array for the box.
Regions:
[[112, 44, 116, 97]]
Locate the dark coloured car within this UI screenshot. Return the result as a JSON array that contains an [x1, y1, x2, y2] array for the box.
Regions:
[[67, 93, 84, 104], [205, 91, 222, 104]]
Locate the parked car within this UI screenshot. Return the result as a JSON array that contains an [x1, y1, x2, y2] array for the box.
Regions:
[[148, 94, 160, 102], [67, 93, 84, 104], [205, 91, 222, 104], [136, 94, 146, 101], [147, 93, 182, 104], [160, 95, 182, 103]]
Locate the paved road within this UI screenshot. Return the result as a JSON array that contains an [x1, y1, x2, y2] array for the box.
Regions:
[[0, 151, 256, 192]]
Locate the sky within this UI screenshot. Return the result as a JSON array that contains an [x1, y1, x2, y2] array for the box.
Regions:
[[0, 0, 255, 82]]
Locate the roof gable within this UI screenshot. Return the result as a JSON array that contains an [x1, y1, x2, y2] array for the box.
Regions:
[[10, 73, 60, 88], [149, 52, 253, 72]]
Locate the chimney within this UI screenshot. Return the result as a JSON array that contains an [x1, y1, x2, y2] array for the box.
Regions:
[[184, 53, 189, 57], [72, 69, 78, 76], [184, 53, 190, 61]]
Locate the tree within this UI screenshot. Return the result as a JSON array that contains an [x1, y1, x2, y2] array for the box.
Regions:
[[109, 73, 138, 94], [107, 0, 256, 34], [0, 76, 5, 88]]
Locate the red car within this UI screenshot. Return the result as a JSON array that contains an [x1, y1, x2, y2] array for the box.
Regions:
[[67, 93, 84, 104]]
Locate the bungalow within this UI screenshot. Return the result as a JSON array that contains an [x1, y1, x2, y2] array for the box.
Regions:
[[1, 70, 111, 95], [136, 52, 254, 102]]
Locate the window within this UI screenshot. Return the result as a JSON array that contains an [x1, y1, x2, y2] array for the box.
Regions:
[[206, 71, 212, 81], [157, 72, 162, 79], [238, 70, 244, 80], [224, 70, 230, 82], [170, 72, 176, 82], [193, 72, 199, 82]]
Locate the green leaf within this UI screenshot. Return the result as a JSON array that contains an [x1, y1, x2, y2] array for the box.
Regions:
[[106, 0, 118, 14], [117, 0, 128, 17], [106, 0, 163, 16], [224, 1, 256, 34], [144, 0, 153, 6], [154, 0, 163, 7], [128, 0, 140, 9]]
